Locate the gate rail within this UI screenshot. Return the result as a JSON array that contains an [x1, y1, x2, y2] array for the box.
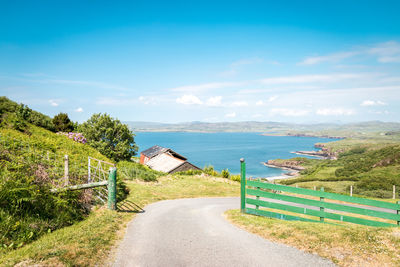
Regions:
[[239, 158, 400, 227], [52, 159, 117, 210]]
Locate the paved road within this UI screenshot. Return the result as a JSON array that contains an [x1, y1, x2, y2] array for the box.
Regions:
[[113, 197, 334, 267]]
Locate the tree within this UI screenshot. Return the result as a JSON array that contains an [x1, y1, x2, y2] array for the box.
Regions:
[[53, 113, 75, 132], [79, 113, 137, 161]]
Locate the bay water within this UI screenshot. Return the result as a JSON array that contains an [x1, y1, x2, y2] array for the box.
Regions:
[[135, 132, 339, 178]]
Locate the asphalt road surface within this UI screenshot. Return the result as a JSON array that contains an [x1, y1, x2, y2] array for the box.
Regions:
[[113, 197, 334, 267]]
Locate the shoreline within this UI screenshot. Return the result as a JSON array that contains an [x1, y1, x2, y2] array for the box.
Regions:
[[262, 162, 300, 180], [290, 151, 328, 159]]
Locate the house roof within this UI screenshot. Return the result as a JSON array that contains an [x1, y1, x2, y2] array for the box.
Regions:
[[141, 145, 168, 159], [141, 145, 187, 161], [145, 153, 185, 173]]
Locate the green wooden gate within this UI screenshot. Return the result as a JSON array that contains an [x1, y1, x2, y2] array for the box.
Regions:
[[240, 159, 400, 227]]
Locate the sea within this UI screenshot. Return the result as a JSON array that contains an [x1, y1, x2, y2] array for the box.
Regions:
[[135, 132, 340, 178]]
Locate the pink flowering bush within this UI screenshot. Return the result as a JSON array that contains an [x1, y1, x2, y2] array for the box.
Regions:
[[57, 132, 87, 144]]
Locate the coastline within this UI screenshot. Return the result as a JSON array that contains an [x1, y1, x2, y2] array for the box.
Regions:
[[262, 162, 300, 180], [290, 151, 328, 159]]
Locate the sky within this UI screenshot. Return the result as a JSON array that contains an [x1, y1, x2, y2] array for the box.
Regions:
[[1, 0, 400, 123]]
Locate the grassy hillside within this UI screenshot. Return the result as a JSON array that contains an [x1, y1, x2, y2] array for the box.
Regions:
[[279, 141, 400, 198], [0, 123, 114, 250]]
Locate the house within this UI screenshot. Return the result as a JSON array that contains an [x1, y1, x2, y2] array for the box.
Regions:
[[140, 145, 201, 174]]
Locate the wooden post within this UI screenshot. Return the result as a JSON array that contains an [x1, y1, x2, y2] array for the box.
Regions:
[[256, 178, 260, 210], [313, 186, 316, 191], [108, 167, 117, 210], [393, 185, 396, 200], [240, 158, 246, 213], [320, 187, 325, 222], [64, 155, 69, 186], [88, 157, 91, 182], [350, 185, 353, 197], [296, 184, 298, 188]]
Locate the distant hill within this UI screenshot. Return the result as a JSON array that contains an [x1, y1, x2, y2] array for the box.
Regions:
[[124, 120, 400, 138]]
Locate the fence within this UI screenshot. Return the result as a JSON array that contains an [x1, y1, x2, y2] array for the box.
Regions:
[[240, 159, 400, 227], [0, 135, 118, 210]]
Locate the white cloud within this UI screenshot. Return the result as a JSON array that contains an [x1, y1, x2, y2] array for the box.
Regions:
[[361, 100, 387, 106], [49, 99, 59, 107], [75, 107, 83, 112], [368, 41, 400, 63], [206, 96, 222, 106], [138, 96, 156, 105], [225, 112, 236, 118], [259, 73, 361, 85], [270, 108, 310, 117], [171, 82, 241, 93], [252, 113, 262, 118], [316, 108, 355, 116], [268, 95, 278, 102], [231, 101, 248, 107], [300, 51, 359, 65], [176, 94, 203, 105], [255, 100, 264, 106], [299, 41, 400, 66]]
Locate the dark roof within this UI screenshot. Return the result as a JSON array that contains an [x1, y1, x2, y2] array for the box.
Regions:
[[141, 145, 168, 159], [141, 145, 187, 161]]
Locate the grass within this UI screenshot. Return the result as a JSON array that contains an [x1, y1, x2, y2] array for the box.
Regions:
[[226, 209, 400, 266], [292, 180, 355, 194], [0, 174, 240, 266]]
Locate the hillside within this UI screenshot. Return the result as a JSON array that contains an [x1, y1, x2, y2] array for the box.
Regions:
[[124, 120, 400, 138], [0, 97, 117, 250], [277, 141, 400, 198]]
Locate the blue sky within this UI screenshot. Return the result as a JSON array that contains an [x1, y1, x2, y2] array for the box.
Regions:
[[1, 0, 400, 123]]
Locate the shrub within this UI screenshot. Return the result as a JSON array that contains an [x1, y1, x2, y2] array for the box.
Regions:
[[221, 169, 230, 178], [230, 174, 241, 182], [57, 132, 87, 144], [204, 165, 219, 176], [53, 113, 75, 132], [79, 113, 138, 162], [175, 169, 203, 176], [117, 161, 163, 182]]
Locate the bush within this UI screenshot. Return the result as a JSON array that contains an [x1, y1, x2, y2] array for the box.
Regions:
[[204, 165, 219, 176], [221, 169, 230, 178], [230, 174, 241, 182], [53, 113, 75, 132], [79, 113, 138, 162], [175, 169, 203, 176], [117, 161, 163, 182]]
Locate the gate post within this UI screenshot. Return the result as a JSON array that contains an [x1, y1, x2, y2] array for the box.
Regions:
[[240, 158, 246, 213], [108, 167, 117, 210]]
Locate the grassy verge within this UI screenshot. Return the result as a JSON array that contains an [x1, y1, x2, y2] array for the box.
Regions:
[[0, 175, 239, 266], [226, 210, 400, 266]]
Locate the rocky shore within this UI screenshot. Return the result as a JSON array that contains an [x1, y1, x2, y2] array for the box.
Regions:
[[263, 160, 304, 178]]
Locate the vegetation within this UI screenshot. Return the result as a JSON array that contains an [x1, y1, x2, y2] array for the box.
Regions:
[[53, 113, 75, 132], [0, 97, 54, 132], [279, 142, 400, 198], [0, 125, 108, 250], [117, 161, 164, 182], [124, 120, 400, 135], [226, 210, 400, 266], [79, 113, 138, 162], [0, 113, 129, 250], [0, 175, 240, 266]]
